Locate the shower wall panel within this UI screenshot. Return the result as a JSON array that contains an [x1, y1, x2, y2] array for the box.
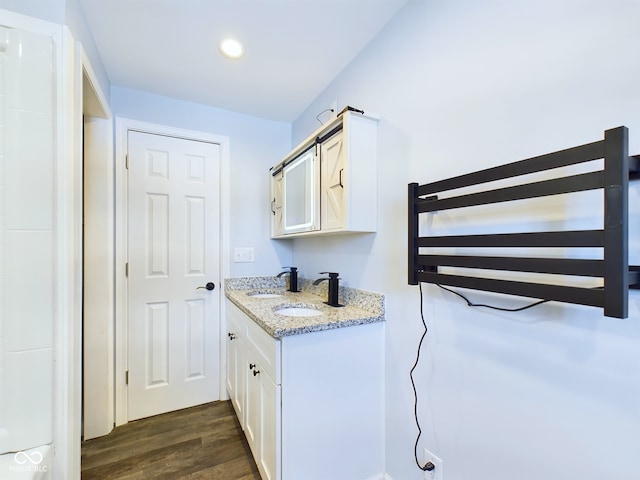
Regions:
[[0, 25, 54, 454]]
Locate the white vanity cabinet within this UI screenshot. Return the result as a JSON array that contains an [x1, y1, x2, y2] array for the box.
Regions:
[[225, 300, 385, 480], [270, 109, 378, 238], [227, 302, 281, 480]]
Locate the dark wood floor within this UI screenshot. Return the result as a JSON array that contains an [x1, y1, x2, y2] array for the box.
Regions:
[[81, 401, 261, 480]]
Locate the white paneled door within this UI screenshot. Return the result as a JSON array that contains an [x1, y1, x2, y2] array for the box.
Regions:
[[127, 131, 221, 421]]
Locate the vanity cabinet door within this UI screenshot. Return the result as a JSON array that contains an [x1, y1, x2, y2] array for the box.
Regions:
[[319, 131, 346, 232], [226, 325, 246, 428], [244, 359, 259, 452], [245, 362, 281, 480], [245, 357, 281, 480]]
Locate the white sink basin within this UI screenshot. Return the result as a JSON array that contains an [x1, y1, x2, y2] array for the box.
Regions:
[[276, 307, 322, 317], [248, 292, 283, 299]]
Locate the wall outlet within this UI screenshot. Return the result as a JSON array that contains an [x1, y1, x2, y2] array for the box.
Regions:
[[233, 247, 254, 262], [423, 448, 443, 480]]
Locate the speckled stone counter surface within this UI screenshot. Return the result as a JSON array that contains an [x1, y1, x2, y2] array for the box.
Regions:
[[224, 276, 385, 338]]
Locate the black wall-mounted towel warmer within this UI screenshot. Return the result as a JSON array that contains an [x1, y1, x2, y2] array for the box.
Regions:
[[408, 126, 640, 318]]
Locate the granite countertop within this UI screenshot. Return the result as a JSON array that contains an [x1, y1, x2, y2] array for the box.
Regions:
[[225, 276, 385, 338]]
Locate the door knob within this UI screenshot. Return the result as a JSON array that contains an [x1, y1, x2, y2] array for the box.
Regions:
[[196, 282, 215, 291]]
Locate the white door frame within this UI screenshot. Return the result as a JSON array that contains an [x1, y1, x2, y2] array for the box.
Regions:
[[115, 118, 230, 426], [81, 45, 114, 440]]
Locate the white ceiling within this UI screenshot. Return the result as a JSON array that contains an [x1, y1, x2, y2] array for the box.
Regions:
[[79, 0, 409, 122]]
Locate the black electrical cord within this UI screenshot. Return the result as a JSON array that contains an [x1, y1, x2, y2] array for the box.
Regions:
[[409, 281, 565, 472], [436, 284, 551, 312], [409, 282, 435, 472], [315, 108, 334, 125], [437, 284, 604, 312], [411, 281, 605, 472]]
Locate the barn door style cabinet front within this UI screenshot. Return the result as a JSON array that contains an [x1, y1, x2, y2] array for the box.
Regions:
[[270, 169, 284, 237], [270, 109, 379, 238]]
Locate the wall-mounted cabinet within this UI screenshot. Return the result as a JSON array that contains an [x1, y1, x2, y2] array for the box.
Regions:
[[270, 109, 378, 238]]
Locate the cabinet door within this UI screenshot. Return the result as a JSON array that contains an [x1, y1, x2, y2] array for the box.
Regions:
[[226, 328, 246, 428], [270, 170, 284, 237], [282, 147, 320, 234], [320, 132, 346, 231], [246, 360, 281, 480], [245, 360, 259, 451]]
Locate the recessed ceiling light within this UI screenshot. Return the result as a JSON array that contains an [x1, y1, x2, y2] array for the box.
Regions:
[[219, 38, 244, 59]]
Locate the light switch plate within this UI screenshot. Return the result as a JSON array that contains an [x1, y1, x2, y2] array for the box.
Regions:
[[233, 247, 255, 262]]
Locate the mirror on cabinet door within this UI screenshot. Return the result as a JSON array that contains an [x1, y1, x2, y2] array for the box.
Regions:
[[282, 146, 320, 234]]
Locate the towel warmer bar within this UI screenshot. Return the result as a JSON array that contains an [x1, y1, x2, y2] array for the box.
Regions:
[[408, 126, 639, 318]]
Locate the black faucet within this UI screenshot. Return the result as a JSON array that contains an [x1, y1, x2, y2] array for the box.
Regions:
[[277, 267, 300, 292], [312, 272, 344, 307]]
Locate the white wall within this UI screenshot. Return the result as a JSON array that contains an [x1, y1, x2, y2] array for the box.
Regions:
[[65, 1, 110, 103], [0, 0, 64, 24], [291, 1, 640, 479], [110, 86, 293, 278]]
